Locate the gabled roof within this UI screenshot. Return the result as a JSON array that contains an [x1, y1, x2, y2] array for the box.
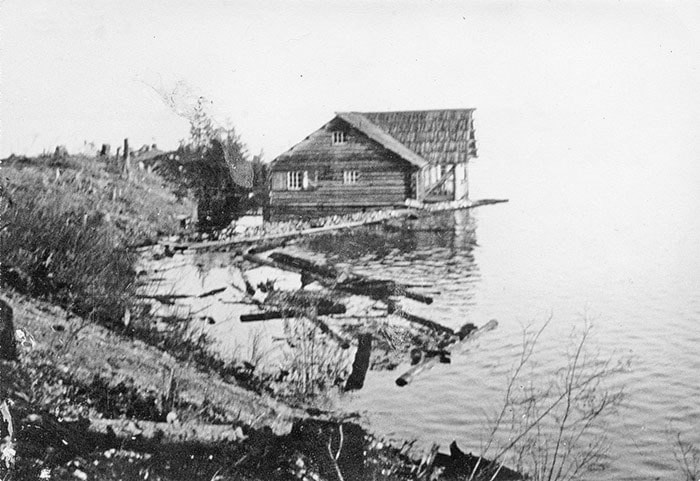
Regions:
[[273, 108, 477, 168], [335, 112, 427, 168]]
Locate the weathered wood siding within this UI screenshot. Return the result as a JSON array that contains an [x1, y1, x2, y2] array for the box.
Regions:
[[268, 118, 417, 220]]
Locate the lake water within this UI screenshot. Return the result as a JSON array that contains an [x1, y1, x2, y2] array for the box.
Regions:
[[287, 156, 700, 480], [165, 147, 700, 479]]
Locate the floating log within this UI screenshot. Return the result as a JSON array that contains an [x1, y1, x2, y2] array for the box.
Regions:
[[243, 253, 306, 276], [266, 252, 433, 305], [337, 278, 395, 299], [269, 252, 338, 278], [137, 294, 191, 305], [395, 287, 433, 305], [240, 303, 346, 322], [395, 319, 498, 387], [386, 299, 453, 336], [246, 238, 288, 255], [345, 333, 372, 391], [198, 287, 227, 298]]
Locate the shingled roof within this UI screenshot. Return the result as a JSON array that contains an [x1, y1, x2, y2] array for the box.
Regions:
[[274, 109, 477, 168], [335, 112, 427, 167], [355, 109, 478, 165]]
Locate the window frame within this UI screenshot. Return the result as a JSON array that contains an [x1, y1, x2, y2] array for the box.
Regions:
[[332, 131, 348, 145], [343, 170, 359, 185], [287, 171, 305, 190]]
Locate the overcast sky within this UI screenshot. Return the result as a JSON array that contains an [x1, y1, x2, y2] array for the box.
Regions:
[[2, 0, 699, 175]]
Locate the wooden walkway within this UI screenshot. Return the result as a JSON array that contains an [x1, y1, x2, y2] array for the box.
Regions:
[[163, 198, 508, 252]]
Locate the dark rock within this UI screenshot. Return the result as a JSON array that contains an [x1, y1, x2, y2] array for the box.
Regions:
[[432, 441, 523, 480]]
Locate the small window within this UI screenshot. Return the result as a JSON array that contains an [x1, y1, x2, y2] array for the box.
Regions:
[[332, 131, 348, 144], [343, 170, 359, 185], [287, 171, 307, 190]]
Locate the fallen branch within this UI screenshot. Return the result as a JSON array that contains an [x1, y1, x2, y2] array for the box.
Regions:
[[198, 287, 227, 298], [240, 304, 346, 323]]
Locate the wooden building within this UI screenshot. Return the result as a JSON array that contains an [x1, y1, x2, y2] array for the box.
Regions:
[[267, 109, 477, 221]]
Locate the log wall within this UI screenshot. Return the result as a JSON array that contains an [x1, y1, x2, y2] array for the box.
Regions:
[[268, 118, 417, 220]]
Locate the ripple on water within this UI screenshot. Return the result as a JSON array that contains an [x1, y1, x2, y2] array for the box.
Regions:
[[288, 206, 699, 480]]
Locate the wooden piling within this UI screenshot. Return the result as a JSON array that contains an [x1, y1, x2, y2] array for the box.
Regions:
[[345, 333, 372, 391]]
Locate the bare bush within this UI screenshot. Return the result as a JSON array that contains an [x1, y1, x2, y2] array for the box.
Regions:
[[471, 318, 627, 481], [673, 432, 700, 481]]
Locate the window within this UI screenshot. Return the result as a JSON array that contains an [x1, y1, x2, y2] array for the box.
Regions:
[[287, 171, 307, 190], [343, 170, 359, 185], [332, 131, 348, 144]]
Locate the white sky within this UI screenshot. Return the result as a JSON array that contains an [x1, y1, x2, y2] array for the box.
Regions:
[[1, 0, 699, 172]]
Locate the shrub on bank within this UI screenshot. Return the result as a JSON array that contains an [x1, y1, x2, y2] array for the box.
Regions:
[[0, 155, 194, 325]]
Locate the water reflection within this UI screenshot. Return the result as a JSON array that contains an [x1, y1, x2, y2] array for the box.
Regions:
[[297, 210, 481, 328]]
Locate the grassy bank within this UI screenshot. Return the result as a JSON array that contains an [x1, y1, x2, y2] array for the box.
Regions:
[[0, 154, 194, 325]]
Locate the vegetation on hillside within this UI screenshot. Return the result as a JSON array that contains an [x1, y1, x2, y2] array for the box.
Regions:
[[0, 154, 194, 326]]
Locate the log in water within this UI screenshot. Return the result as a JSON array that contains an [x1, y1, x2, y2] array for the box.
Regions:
[[395, 319, 498, 387]]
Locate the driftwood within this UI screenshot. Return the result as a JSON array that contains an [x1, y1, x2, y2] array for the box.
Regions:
[[138, 287, 227, 303], [395, 319, 498, 387], [89, 418, 247, 443], [266, 252, 433, 305], [0, 299, 17, 361], [137, 294, 190, 305], [198, 287, 227, 298], [386, 299, 453, 336], [268, 252, 338, 279], [246, 238, 289, 255], [240, 303, 346, 323], [306, 311, 352, 349], [344, 333, 372, 391], [243, 253, 307, 276]]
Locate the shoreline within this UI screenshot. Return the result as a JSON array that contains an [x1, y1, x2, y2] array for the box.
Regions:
[[1, 286, 519, 481], [0, 154, 519, 480]]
